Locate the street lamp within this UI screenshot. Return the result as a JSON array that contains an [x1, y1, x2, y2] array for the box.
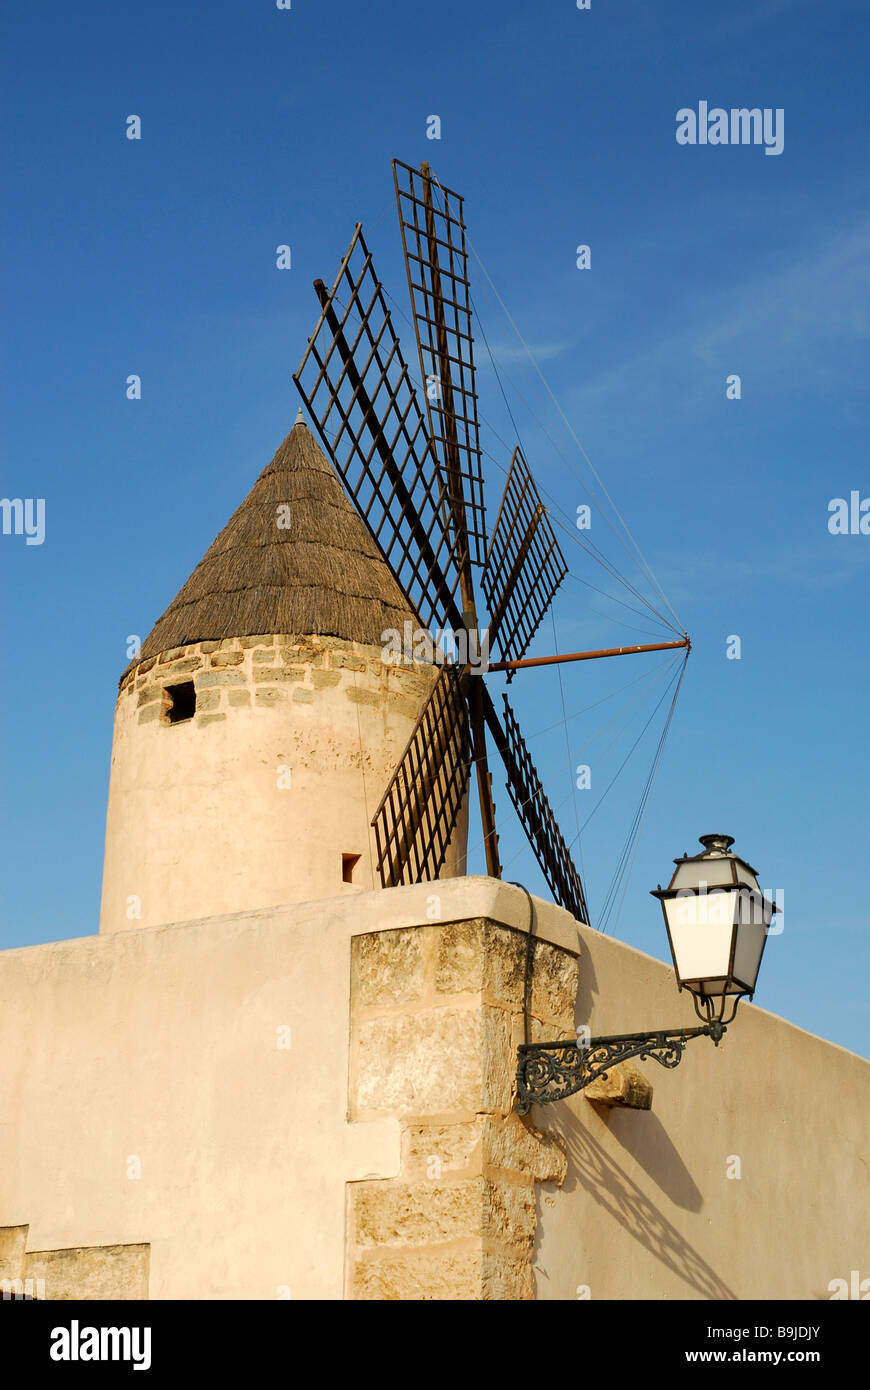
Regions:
[[515, 833, 777, 1115], [652, 832, 776, 1024]]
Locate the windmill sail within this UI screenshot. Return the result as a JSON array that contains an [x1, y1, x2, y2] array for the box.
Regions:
[[371, 665, 471, 887], [294, 224, 465, 639], [293, 159, 653, 924], [482, 686, 589, 924], [393, 159, 486, 569], [482, 448, 568, 664]]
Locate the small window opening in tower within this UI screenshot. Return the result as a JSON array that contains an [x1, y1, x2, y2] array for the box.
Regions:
[[166, 681, 197, 724], [342, 853, 362, 884]]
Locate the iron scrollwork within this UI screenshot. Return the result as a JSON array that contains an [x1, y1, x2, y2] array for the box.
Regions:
[[515, 1022, 725, 1115]]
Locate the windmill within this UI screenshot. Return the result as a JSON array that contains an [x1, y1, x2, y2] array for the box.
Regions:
[[293, 159, 689, 924]]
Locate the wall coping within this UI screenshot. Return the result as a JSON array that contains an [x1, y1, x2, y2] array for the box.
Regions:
[[1, 878, 580, 961]]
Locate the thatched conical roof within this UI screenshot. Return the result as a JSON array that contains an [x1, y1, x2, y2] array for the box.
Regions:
[[134, 418, 418, 663]]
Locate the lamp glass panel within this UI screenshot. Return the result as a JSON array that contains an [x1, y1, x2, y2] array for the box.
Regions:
[[671, 860, 734, 889], [731, 890, 773, 991], [664, 895, 736, 989], [667, 888, 738, 929], [686, 976, 736, 997], [731, 922, 766, 993]]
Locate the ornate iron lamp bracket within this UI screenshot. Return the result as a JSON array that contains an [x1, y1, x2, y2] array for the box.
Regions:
[[515, 1021, 725, 1115]]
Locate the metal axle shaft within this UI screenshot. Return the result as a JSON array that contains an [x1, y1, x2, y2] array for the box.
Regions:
[[486, 637, 690, 675]]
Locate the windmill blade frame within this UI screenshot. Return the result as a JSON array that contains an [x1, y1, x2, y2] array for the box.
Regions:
[[371, 664, 472, 888], [482, 447, 568, 664], [481, 685, 589, 924], [293, 223, 465, 640], [393, 159, 487, 570], [392, 164, 503, 882], [294, 159, 672, 925]]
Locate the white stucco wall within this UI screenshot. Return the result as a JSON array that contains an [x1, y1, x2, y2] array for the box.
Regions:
[[99, 635, 467, 935], [533, 923, 870, 1301], [1, 879, 570, 1300], [2, 876, 866, 1300]]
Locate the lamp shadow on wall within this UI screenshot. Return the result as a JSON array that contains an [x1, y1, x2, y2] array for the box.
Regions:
[[572, 949, 706, 1205], [603, 1107, 703, 1211], [557, 1109, 738, 1301]]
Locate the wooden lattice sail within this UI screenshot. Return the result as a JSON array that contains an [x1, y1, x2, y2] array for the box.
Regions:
[[294, 160, 690, 922]]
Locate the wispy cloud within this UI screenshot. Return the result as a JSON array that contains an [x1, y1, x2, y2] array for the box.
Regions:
[[568, 213, 870, 411], [660, 537, 868, 605], [692, 222, 870, 362], [479, 339, 574, 367]]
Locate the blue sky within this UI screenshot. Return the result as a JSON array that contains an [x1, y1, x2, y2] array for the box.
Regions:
[[2, 0, 868, 1056]]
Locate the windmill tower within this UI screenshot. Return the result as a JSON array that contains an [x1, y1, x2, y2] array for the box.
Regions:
[[101, 156, 688, 938], [98, 414, 468, 935]]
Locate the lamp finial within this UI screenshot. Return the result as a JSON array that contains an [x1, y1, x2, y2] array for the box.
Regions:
[[698, 833, 735, 856]]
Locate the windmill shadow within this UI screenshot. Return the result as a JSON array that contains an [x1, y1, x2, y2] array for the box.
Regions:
[[558, 1108, 738, 1300]]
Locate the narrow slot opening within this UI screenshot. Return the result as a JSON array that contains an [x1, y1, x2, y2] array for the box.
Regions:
[[342, 853, 362, 884], [166, 681, 197, 724]]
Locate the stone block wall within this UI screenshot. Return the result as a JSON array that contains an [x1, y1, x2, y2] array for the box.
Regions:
[[0, 1226, 149, 1300], [346, 917, 579, 1299], [119, 634, 437, 730]]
